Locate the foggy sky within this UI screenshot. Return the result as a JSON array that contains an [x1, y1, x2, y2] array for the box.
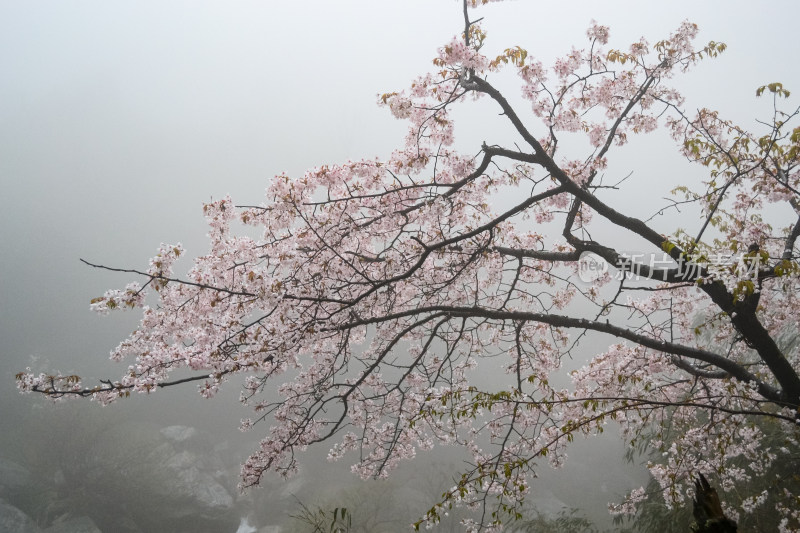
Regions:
[[1, 0, 799, 525]]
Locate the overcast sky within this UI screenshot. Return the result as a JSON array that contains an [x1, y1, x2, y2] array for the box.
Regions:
[[1, 0, 799, 520]]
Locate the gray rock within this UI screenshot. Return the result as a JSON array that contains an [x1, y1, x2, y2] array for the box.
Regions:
[[164, 450, 234, 509], [235, 516, 258, 533], [43, 516, 101, 533], [128, 428, 240, 531], [53, 468, 65, 487], [0, 499, 42, 533], [0, 458, 32, 497], [160, 425, 198, 443]]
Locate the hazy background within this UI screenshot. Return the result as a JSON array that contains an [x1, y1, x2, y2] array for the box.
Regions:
[[1, 0, 799, 530]]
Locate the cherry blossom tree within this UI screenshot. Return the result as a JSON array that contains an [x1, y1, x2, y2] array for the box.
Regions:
[[18, 0, 800, 530]]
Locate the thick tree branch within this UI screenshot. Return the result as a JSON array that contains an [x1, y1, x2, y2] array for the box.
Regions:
[[333, 305, 786, 406]]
